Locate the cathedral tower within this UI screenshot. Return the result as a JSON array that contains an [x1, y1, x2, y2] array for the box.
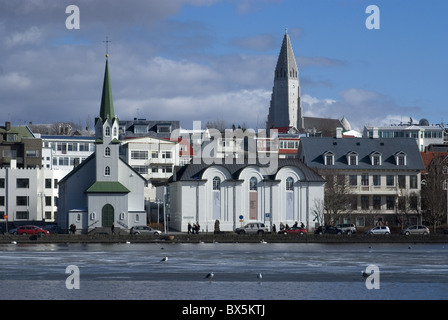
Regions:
[[267, 32, 303, 130]]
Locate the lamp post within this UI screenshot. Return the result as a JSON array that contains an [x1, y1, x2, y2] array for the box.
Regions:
[[156, 198, 162, 229]]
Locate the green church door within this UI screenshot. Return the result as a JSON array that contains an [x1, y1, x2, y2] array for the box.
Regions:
[[102, 204, 114, 227]]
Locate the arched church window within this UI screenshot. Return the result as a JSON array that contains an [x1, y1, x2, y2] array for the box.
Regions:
[[105, 166, 110, 176], [113, 127, 117, 137], [286, 177, 294, 191], [212, 176, 221, 190], [105, 147, 110, 157], [105, 126, 110, 137], [249, 177, 257, 191]]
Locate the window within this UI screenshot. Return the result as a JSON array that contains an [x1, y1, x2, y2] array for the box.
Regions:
[[250, 177, 257, 191], [105, 126, 110, 137], [361, 196, 369, 210], [213, 177, 221, 190], [373, 175, 381, 186], [370, 152, 382, 166], [346, 152, 358, 165], [16, 196, 29, 206], [0, 178, 4, 188], [45, 179, 52, 189], [398, 175, 406, 188], [131, 150, 148, 160], [105, 166, 110, 176], [410, 175, 417, 189], [324, 152, 334, 165], [386, 196, 395, 210], [161, 151, 172, 159], [286, 177, 294, 191], [361, 175, 369, 186], [386, 175, 394, 186], [395, 152, 407, 166], [151, 151, 158, 159], [373, 196, 381, 210], [16, 179, 29, 188], [349, 175, 357, 186], [105, 147, 111, 157]]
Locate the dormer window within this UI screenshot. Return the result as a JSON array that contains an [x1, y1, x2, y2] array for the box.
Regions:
[[346, 151, 358, 166], [370, 151, 382, 166], [395, 151, 407, 166], [323, 151, 334, 165], [105, 126, 110, 137]]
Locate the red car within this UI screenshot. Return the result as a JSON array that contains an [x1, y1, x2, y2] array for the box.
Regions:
[[278, 227, 307, 235], [17, 225, 50, 236]]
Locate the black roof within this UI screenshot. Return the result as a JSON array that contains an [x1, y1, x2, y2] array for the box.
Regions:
[[298, 137, 425, 171], [170, 158, 325, 183]]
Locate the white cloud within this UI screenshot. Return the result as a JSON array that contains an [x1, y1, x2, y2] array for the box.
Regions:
[[301, 89, 421, 132], [5, 26, 43, 48]]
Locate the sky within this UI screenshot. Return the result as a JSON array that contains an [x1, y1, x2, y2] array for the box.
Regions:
[[0, 0, 447, 132]]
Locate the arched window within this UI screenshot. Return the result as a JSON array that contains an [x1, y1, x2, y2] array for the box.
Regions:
[[213, 176, 221, 190], [105, 147, 110, 157], [286, 177, 294, 191], [105, 126, 110, 137], [249, 177, 257, 191], [105, 166, 110, 176], [113, 127, 117, 137]]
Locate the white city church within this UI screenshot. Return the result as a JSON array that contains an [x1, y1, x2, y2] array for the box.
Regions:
[[58, 59, 146, 234]]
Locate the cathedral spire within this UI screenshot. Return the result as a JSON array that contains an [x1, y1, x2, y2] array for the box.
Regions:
[[275, 31, 298, 80], [99, 59, 115, 122]]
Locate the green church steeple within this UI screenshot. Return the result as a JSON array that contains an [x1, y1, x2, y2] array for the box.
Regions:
[[99, 59, 115, 122]]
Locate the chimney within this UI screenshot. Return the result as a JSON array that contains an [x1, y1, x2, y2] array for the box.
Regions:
[[336, 127, 343, 139], [5, 122, 11, 131]]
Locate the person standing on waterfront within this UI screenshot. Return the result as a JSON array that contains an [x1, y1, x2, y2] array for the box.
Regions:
[[111, 223, 115, 234], [188, 222, 192, 234]]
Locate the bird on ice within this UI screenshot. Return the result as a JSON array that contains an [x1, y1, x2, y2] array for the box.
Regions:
[[361, 271, 371, 278], [160, 257, 168, 262], [257, 273, 263, 281], [205, 272, 214, 281]]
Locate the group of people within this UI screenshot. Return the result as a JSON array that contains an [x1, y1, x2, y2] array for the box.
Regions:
[[187, 222, 201, 234], [274, 221, 305, 232]]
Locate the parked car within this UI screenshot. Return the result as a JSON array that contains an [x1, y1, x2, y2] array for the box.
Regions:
[[278, 227, 307, 235], [314, 226, 343, 235], [8, 228, 17, 235], [17, 225, 50, 236], [401, 225, 430, 236], [43, 224, 61, 234], [336, 223, 357, 235], [130, 226, 162, 235], [235, 222, 269, 235], [366, 226, 391, 235]]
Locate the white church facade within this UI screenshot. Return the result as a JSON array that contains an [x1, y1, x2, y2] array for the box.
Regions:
[[58, 59, 146, 234], [168, 159, 325, 233]]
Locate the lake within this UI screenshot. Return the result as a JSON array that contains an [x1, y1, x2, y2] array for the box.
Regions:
[[0, 242, 447, 301]]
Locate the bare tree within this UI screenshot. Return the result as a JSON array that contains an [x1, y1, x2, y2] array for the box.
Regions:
[[321, 172, 353, 225], [421, 154, 448, 232]]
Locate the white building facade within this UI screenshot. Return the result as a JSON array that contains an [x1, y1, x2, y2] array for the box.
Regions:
[[168, 159, 325, 233]]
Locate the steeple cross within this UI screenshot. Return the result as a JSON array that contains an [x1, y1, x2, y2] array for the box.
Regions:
[[103, 36, 112, 58]]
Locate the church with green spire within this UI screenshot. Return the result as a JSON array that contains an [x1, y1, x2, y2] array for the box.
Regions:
[[58, 58, 147, 234]]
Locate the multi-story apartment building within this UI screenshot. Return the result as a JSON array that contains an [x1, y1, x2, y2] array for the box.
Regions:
[[40, 135, 96, 169], [120, 136, 180, 200], [298, 136, 425, 227], [0, 160, 72, 225], [0, 122, 42, 169], [363, 119, 446, 152]]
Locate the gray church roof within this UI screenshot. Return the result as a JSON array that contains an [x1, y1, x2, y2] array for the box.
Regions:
[[170, 158, 325, 183], [298, 137, 425, 171]]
